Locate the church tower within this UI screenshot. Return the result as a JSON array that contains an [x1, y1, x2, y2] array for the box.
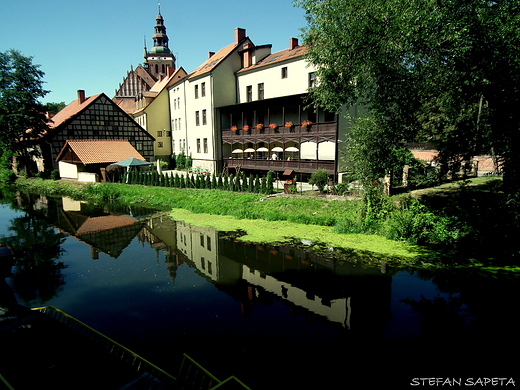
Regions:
[[144, 3, 176, 80]]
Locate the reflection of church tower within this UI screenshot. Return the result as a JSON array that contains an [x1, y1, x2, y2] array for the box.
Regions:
[[144, 4, 176, 80]]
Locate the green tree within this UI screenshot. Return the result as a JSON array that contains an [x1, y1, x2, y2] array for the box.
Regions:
[[176, 150, 186, 170], [296, 0, 520, 205], [42, 101, 66, 115], [0, 50, 50, 168]]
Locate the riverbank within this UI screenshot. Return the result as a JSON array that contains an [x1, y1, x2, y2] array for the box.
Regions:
[[7, 175, 518, 270]]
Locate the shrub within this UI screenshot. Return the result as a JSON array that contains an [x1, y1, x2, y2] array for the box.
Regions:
[[309, 169, 329, 193]]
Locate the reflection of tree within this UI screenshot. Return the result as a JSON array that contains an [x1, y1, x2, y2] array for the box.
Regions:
[[401, 295, 469, 342], [1, 214, 67, 305]]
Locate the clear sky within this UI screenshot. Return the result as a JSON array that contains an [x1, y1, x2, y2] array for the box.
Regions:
[[0, 0, 308, 104]]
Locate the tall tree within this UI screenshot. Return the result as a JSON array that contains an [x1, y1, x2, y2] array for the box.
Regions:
[[296, 0, 520, 201], [0, 49, 49, 167]]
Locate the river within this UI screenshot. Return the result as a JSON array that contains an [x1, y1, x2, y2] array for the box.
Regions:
[[0, 193, 518, 389]]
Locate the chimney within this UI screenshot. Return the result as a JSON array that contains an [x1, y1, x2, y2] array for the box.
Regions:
[[77, 90, 86, 105], [208, 52, 215, 59], [235, 28, 246, 44], [290, 37, 299, 50]]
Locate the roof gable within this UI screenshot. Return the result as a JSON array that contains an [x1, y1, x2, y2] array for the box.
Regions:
[[56, 140, 146, 165], [188, 39, 252, 79], [48, 94, 103, 129], [237, 45, 307, 74]]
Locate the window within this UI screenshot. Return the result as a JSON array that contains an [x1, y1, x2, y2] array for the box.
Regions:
[[246, 85, 252, 102], [195, 111, 200, 126], [202, 109, 207, 125], [201, 82, 206, 97], [174, 119, 178, 130], [258, 83, 264, 100], [194, 84, 199, 99], [207, 236, 211, 251], [157, 131, 163, 137], [158, 142, 163, 148], [309, 72, 316, 88], [203, 138, 208, 153], [281, 67, 288, 79], [174, 100, 177, 110], [197, 138, 201, 153], [200, 233, 204, 247], [172, 140, 175, 151], [201, 257, 206, 270], [166, 131, 171, 137]]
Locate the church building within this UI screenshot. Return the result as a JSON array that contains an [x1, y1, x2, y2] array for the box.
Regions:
[[113, 4, 176, 114]]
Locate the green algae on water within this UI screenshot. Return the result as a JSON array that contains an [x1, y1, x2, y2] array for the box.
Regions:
[[169, 208, 422, 259]]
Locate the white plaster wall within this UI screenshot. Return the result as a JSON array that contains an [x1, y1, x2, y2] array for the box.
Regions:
[[58, 161, 78, 180], [168, 80, 188, 155], [237, 58, 317, 102]]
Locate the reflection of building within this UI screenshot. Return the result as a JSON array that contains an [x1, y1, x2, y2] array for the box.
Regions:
[[176, 221, 221, 282], [55, 198, 144, 259], [170, 218, 392, 333]]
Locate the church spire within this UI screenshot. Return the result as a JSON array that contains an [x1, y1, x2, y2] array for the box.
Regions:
[[144, 3, 175, 79]]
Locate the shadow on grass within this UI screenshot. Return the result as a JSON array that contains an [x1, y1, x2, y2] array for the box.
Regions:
[[411, 177, 519, 266]]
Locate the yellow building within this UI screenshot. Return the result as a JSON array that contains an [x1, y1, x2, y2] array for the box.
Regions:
[[132, 67, 188, 161]]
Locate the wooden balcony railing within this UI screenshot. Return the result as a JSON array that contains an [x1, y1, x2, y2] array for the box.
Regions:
[[222, 122, 336, 140], [223, 158, 335, 174]]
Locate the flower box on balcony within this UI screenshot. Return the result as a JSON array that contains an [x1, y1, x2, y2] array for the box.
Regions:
[[285, 121, 294, 128], [242, 125, 250, 131], [255, 123, 264, 130], [230, 126, 238, 132], [268, 123, 278, 130], [301, 120, 312, 127]]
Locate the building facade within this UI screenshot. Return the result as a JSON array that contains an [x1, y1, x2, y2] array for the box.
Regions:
[[39, 90, 154, 174], [168, 28, 254, 173]]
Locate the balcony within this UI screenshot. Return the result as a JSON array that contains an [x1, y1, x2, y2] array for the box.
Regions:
[[223, 157, 335, 174], [222, 122, 337, 142]]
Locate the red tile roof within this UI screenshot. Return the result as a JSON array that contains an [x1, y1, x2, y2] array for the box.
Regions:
[[237, 45, 307, 73], [56, 140, 146, 164], [48, 94, 103, 129], [188, 42, 240, 79]]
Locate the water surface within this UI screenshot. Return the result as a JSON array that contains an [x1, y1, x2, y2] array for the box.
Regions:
[[0, 196, 517, 388]]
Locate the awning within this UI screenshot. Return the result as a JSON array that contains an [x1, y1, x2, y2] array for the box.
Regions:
[[283, 170, 294, 176]]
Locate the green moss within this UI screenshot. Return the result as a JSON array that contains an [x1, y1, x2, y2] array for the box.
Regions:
[[169, 208, 423, 259]]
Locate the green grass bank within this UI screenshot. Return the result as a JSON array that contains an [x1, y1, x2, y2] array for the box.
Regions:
[[9, 175, 518, 270]]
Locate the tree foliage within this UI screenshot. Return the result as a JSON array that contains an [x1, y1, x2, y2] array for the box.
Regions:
[[296, 0, 520, 200], [0, 49, 49, 154]]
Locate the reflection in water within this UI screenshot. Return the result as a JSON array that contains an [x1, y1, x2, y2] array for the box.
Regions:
[[1, 203, 67, 304], [1, 195, 518, 388]]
